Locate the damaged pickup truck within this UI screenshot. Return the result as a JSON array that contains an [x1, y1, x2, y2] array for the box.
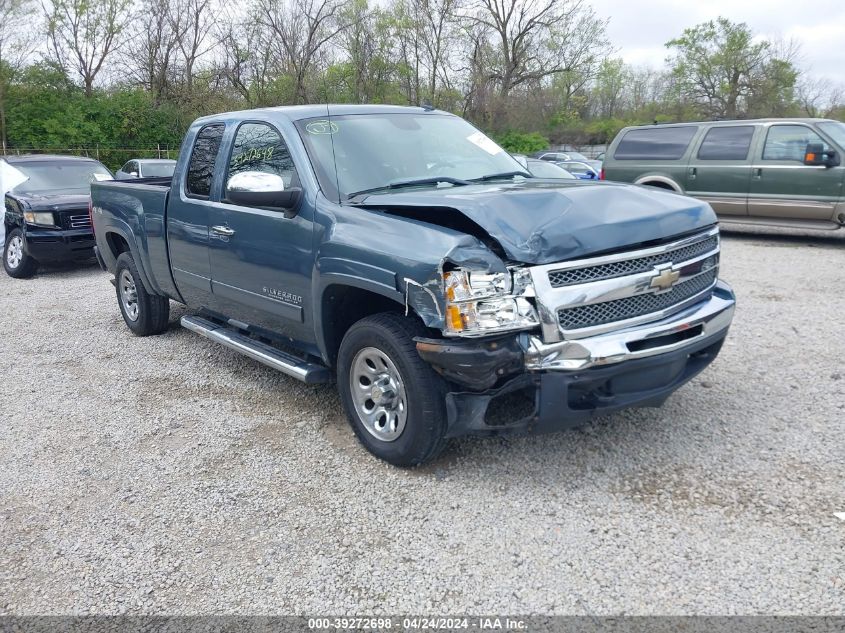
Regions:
[[91, 105, 736, 466]]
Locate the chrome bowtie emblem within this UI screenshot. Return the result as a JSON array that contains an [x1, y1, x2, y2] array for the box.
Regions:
[[649, 267, 681, 292]]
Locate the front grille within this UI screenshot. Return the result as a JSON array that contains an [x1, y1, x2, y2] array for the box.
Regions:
[[68, 214, 91, 229], [557, 268, 718, 330], [548, 235, 718, 288]]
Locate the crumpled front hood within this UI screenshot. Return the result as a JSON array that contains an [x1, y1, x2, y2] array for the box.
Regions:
[[357, 181, 717, 265]]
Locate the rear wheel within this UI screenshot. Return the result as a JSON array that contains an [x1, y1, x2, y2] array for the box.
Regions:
[[3, 229, 37, 278], [115, 252, 170, 336], [337, 312, 448, 466]]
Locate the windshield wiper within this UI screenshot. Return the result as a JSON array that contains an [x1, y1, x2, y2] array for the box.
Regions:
[[469, 171, 531, 182], [348, 176, 471, 200]]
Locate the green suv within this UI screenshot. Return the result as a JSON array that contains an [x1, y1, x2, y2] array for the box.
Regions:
[[603, 119, 845, 231]]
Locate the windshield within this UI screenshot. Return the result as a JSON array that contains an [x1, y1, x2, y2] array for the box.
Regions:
[[818, 121, 845, 150], [567, 151, 589, 161], [142, 161, 176, 177], [295, 113, 529, 200], [10, 161, 112, 194], [527, 160, 575, 179]]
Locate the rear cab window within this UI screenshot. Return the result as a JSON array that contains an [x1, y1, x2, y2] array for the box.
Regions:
[[614, 126, 698, 160], [697, 126, 755, 160], [186, 124, 225, 198]]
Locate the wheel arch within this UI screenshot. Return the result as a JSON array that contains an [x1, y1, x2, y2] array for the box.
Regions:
[[99, 223, 159, 295], [104, 231, 131, 260], [317, 281, 415, 368], [634, 175, 684, 193]]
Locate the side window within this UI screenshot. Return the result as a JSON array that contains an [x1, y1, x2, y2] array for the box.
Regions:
[[613, 126, 699, 160], [227, 122, 298, 193], [186, 124, 225, 198], [762, 125, 827, 162], [697, 126, 755, 160]]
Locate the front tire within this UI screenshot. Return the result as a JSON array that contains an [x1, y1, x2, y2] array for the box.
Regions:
[[115, 252, 170, 336], [337, 312, 449, 466], [3, 229, 37, 278]]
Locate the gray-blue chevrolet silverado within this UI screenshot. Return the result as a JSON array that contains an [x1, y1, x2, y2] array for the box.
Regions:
[[90, 105, 736, 466]]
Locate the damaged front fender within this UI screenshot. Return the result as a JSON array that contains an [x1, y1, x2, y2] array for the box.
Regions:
[[403, 240, 507, 330]]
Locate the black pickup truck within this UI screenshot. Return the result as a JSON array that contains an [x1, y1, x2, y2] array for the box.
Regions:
[[91, 105, 736, 466], [3, 154, 113, 278]]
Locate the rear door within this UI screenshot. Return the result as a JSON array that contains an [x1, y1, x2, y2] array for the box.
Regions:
[[748, 123, 844, 221], [207, 120, 314, 342], [686, 124, 757, 216], [167, 123, 225, 307], [605, 125, 699, 186]]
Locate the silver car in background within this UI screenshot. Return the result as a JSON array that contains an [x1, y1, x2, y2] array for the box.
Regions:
[[115, 159, 176, 179]]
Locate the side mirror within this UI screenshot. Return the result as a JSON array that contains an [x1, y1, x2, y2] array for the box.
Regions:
[[226, 171, 302, 218], [129, 172, 138, 178], [804, 143, 839, 167]]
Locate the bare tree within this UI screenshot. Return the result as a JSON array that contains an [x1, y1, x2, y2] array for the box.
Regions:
[[218, 7, 276, 106], [44, 0, 132, 95], [391, 0, 423, 104], [465, 0, 608, 128], [455, 18, 494, 120], [122, 0, 179, 101], [0, 0, 37, 150], [394, 0, 462, 106], [334, 1, 399, 103], [170, 0, 216, 90], [255, 0, 353, 104], [797, 75, 843, 118]]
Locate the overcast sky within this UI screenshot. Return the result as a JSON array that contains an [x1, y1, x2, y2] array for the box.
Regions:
[[597, 0, 845, 84]]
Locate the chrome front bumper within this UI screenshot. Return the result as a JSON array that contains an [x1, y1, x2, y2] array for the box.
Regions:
[[522, 280, 735, 371]]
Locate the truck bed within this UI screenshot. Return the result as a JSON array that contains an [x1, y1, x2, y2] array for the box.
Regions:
[[91, 177, 179, 300]]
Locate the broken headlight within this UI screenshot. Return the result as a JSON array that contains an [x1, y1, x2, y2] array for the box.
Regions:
[[443, 267, 538, 336]]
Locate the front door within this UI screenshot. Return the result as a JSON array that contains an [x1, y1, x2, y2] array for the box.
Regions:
[[748, 123, 845, 222], [167, 123, 225, 307], [207, 121, 314, 342], [686, 124, 757, 217]]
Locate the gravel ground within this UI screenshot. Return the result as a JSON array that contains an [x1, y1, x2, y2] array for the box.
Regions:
[[1, 226, 843, 615]]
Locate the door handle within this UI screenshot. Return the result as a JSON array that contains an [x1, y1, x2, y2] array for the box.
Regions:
[[753, 167, 763, 179], [688, 166, 697, 179], [211, 225, 235, 237]]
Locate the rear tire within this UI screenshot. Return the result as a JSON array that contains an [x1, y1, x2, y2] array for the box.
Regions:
[[337, 312, 449, 466], [115, 252, 170, 336], [3, 229, 37, 278]]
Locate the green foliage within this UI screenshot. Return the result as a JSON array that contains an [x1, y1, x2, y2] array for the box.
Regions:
[[492, 130, 549, 154], [665, 17, 798, 119], [0, 11, 833, 169], [584, 118, 627, 144], [6, 66, 183, 169]]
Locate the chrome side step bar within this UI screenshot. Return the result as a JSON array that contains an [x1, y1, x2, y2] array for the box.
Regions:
[[180, 315, 331, 384]]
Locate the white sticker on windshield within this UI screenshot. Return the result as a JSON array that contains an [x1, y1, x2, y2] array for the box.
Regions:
[[466, 131, 503, 156]]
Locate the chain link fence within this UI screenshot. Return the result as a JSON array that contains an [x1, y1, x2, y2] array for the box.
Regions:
[[1, 146, 181, 171], [550, 144, 608, 159]]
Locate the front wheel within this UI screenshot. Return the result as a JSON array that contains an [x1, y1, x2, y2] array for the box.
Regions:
[[3, 229, 37, 278], [337, 313, 449, 466], [114, 252, 170, 336]]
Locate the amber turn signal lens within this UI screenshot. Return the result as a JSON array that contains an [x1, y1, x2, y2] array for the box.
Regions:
[[446, 304, 464, 332]]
